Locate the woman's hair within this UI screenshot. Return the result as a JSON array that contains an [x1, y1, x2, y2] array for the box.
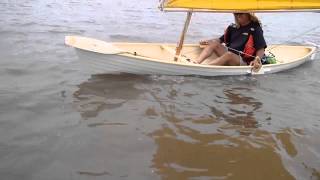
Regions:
[[234, 13, 262, 28]]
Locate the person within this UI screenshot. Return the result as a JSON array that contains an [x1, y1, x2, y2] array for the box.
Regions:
[[193, 13, 267, 71]]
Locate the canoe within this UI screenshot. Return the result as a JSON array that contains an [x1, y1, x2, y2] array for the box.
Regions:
[[65, 36, 317, 76]]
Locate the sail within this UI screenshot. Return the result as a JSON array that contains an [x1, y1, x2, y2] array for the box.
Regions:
[[160, 0, 320, 12]]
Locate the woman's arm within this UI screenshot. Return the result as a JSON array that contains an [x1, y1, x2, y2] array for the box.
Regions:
[[250, 48, 265, 65], [255, 48, 265, 59]]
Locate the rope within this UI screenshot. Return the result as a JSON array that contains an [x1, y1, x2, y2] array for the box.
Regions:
[[183, 45, 256, 59], [225, 46, 256, 58]]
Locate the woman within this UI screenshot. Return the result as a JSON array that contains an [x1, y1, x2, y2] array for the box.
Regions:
[[194, 13, 267, 70]]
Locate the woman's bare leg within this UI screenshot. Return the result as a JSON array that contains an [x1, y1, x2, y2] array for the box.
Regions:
[[207, 52, 241, 66], [195, 40, 227, 64]]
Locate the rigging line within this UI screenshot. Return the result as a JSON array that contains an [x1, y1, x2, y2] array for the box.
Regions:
[[226, 47, 256, 57], [268, 25, 320, 52], [183, 45, 256, 58]]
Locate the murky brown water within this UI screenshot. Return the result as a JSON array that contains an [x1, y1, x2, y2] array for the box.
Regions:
[[1, 0, 320, 179]]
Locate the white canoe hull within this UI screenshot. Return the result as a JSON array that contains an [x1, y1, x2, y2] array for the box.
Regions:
[[66, 36, 317, 76], [76, 49, 256, 76]]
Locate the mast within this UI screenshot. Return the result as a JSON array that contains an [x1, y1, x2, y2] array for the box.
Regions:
[[174, 11, 192, 61]]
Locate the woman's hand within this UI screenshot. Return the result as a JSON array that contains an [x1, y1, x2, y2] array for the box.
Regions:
[[191, 60, 201, 64], [199, 40, 209, 46], [250, 56, 262, 72]]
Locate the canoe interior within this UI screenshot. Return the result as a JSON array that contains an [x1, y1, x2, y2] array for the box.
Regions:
[[113, 43, 314, 64]]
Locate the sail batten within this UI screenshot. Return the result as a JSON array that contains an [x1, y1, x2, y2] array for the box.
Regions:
[[161, 0, 320, 12]]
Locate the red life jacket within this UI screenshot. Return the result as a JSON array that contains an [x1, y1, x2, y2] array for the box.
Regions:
[[242, 34, 256, 64], [224, 27, 256, 65]]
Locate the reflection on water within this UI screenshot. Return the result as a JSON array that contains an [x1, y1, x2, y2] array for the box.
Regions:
[[146, 86, 303, 180], [150, 129, 294, 179], [211, 88, 263, 129], [73, 75, 320, 179]]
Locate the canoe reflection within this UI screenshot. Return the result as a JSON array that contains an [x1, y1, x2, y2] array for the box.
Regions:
[[73, 74, 149, 119]]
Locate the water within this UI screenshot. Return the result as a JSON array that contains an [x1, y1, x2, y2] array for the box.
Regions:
[[1, 0, 320, 179]]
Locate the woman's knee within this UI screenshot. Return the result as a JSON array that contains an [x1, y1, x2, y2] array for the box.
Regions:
[[208, 40, 220, 49], [224, 52, 240, 65], [224, 52, 234, 58]]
